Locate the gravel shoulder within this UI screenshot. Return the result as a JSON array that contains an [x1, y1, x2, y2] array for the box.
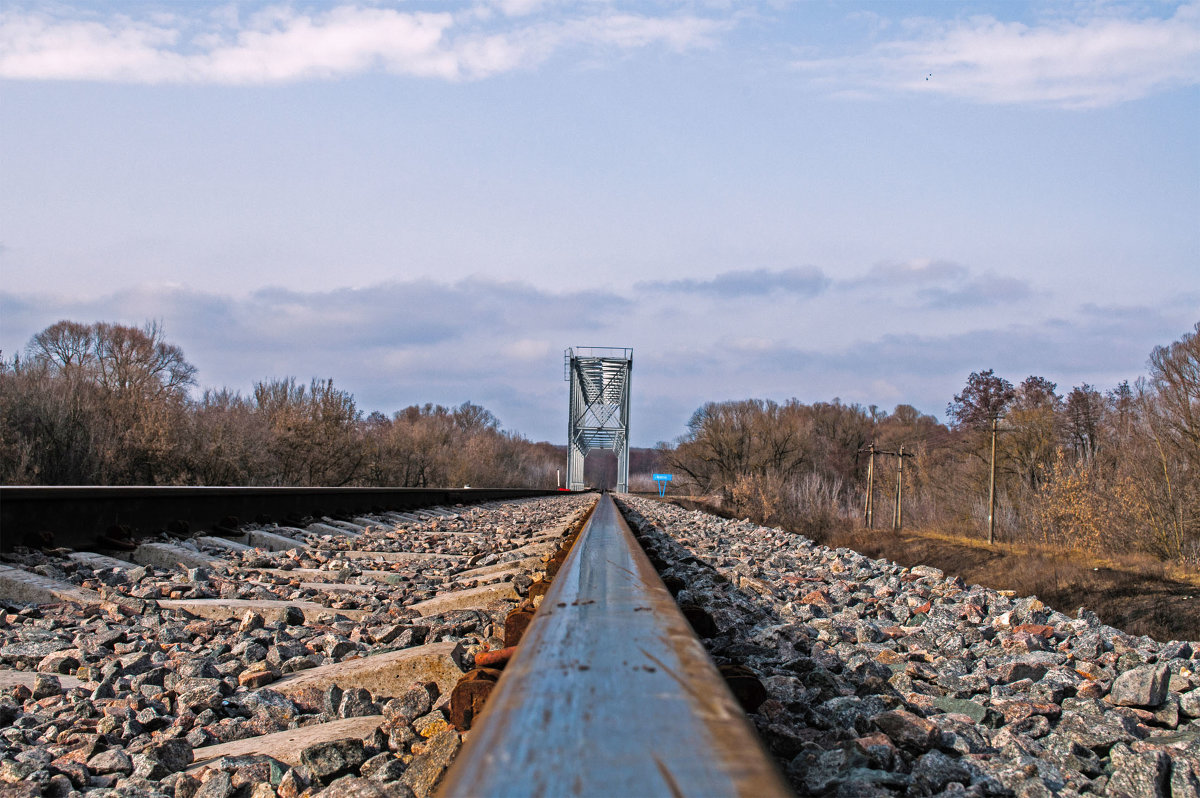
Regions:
[[826, 528, 1200, 644], [618, 495, 1200, 798]]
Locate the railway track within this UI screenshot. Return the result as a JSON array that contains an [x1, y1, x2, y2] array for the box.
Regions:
[[0, 490, 789, 798], [2, 488, 1198, 797], [440, 494, 790, 797], [0, 491, 594, 797], [0, 486, 562, 553]]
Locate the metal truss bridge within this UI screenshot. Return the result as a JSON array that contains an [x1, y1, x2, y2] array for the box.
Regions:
[[565, 346, 632, 492]]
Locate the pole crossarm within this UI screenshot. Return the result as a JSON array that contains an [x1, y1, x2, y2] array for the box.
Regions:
[[565, 347, 633, 492]]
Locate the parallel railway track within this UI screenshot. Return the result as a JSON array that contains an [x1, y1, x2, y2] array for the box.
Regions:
[[0, 486, 561, 552], [0, 489, 791, 797]]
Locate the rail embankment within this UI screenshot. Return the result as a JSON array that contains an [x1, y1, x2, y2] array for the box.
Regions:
[[827, 528, 1200, 644], [651, 493, 1200, 643], [621, 495, 1200, 797]]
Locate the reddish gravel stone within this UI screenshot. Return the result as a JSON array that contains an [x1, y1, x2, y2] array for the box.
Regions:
[[238, 668, 280, 689], [1014, 623, 1056, 639], [873, 709, 937, 752], [800, 589, 828, 605]]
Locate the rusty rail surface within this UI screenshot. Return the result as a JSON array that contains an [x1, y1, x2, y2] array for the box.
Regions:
[[439, 493, 791, 798]]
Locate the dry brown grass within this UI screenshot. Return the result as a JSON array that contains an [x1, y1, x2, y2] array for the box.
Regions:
[[829, 526, 1200, 642]]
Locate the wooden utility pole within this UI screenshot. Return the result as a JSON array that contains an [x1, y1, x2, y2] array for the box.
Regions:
[[891, 445, 914, 531], [863, 443, 876, 528], [987, 417, 998, 545], [863, 444, 914, 532]]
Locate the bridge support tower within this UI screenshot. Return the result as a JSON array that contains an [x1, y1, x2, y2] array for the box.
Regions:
[[565, 347, 632, 492]]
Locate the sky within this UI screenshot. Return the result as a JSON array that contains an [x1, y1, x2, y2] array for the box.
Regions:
[[1, 0, 1198, 447]]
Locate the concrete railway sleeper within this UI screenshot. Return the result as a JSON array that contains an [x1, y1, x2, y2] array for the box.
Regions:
[[0, 493, 595, 798]]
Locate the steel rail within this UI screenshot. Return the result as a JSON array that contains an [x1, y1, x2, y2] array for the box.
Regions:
[[0, 486, 563, 551], [439, 493, 791, 798]]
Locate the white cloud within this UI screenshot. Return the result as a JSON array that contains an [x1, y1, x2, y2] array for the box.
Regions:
[[491, 0, 554, 19], [860, 259, 969, 286], [795, 3, 1200, 108], [203, 7, 459, 83], [639, 266, 829, 297], [837, 259, 1034, 309], [0, 4, 724, 84], [0, 13, 184, 82], [504, 338, 553, 360]]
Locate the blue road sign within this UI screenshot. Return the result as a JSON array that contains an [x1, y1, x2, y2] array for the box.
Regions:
[[652, 473, 673, 497], [652, 474, 673, 481]]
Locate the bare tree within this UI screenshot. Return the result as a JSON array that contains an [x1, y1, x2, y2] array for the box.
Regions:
[[254, 377, 364, 486], [1007, 376, 1061, 489], [453, 401, 501, 435], [1065, 384, 1105, 463], [1148, 322, 1200, 460], [947, 369, 1016, 428], [91, 321, 196, 399], [948, 370, 1016, 543], [14, 320, 198, 484], [28, 320, 95, 373]]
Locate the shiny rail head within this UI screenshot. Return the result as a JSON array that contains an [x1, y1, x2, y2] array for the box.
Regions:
[[438, 494, 791, 798]]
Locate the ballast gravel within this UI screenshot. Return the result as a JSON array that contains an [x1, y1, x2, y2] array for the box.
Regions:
[[617, 495, 1200, 798], [0, 494, 592, 798], [7, 490, 1198, 798]]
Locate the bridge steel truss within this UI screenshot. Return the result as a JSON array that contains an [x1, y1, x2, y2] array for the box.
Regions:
[[565, 347, 633, 492]]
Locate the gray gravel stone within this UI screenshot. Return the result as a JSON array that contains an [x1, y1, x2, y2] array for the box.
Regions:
[[1107, 743, 1170, 796], [1, 640, 70, 665], [1111, 664, 1171, 707], [36, 650, 80, 674], [30, 673, 61, 699], [194, 770, 235, 798], [145, 738, 194, 773], [338, 687, 380, 718], [384, 684, 437, 725], [300, 737, 368, 783], [314, 775, 415, 797], [907, 749, 976, 796], [1169, 755, 1200, 798], [88, 748, 134, 776], [1179, 688, 1200, 718], [400, 729, 460, 798]]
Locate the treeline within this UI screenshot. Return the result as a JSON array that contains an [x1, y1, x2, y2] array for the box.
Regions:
[[0, 320, 559, 488], [664, 322, 1200, 563]]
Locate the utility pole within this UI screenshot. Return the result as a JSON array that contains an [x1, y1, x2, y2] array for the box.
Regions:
[[862, 443, 876, 528], [863, 444, 914, 532], [987, 417, 998, 545], [891, 445, 914, 531]]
